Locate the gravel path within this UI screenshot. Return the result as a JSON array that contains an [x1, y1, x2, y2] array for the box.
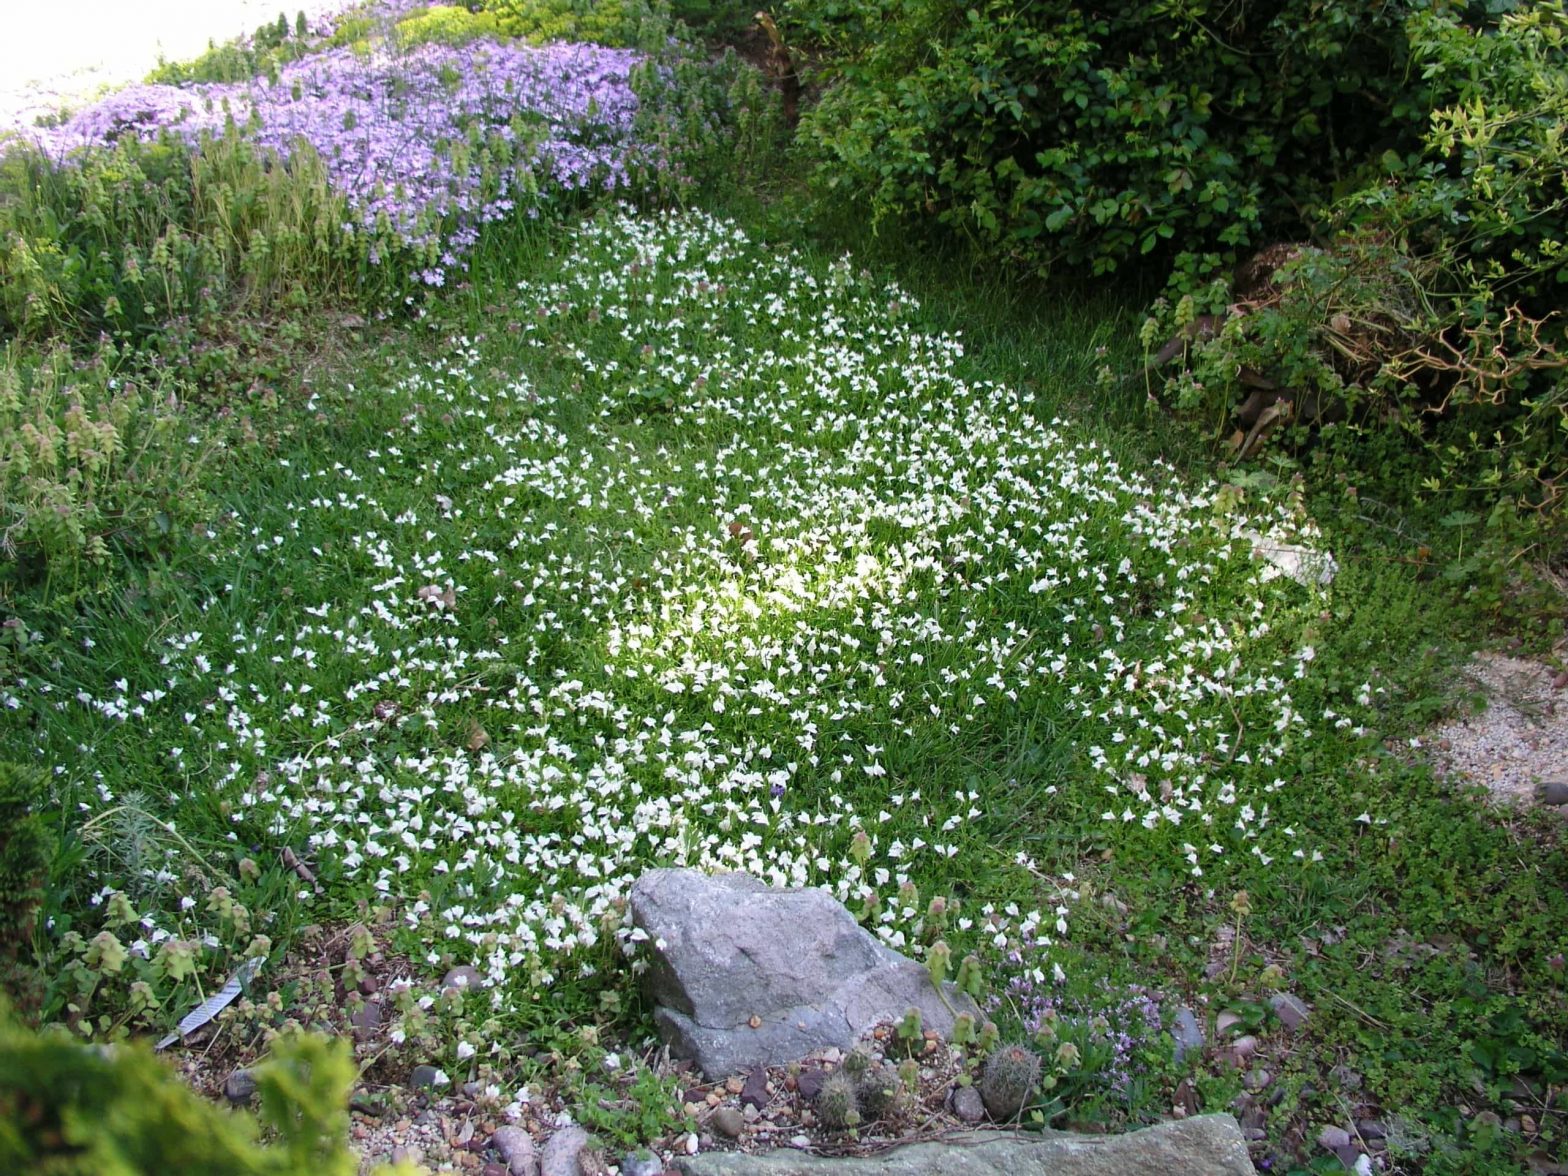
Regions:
[[0, 0, 353, 127]]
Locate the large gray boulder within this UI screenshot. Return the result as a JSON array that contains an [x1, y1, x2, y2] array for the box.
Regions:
[[675, 1117, 1253, 1176], [629, 869, 978, 1079]]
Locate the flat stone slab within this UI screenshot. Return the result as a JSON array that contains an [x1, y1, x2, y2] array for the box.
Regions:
[[630, 869, 977, 1079], [675, 1117, 1253, 1176]]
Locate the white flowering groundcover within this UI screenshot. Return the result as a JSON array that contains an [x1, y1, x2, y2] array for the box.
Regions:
[[8, 209, 1368, 1051]]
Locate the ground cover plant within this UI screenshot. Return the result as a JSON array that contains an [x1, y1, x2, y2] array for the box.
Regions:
[[3, 198, 1566, 1170], [3, 3, 1568, 1174]]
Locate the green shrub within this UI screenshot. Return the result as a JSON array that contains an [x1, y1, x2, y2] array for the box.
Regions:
[[1142, 4, 1568, 518], [0, 763, 50, 960], [483, 0, 674, 48], [0, 1011, 399, 1175], [0, 347, 217, 575], [392, 5, 504, 50], [786, 0, 1424, 279]]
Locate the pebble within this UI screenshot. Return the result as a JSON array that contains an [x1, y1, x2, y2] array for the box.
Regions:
[[442, 965, 486, 993], [1316, 1125, 1352, 1151], [724, 1076, 744, 1095], [1172, 1006, 1204, 1061], [740, 1067, 770, 1110], [1215, 1010, 1243, 1035], [1243, 1068, 1272, 1091], [1329, 1064, 1363, 1090], [224, 1068, 257, 1105], [1231, 1034, 1259, 1060], [710, 1107, 746, 1139], [950, 1085, 985, 1124], [789, 1135, 812, 1150], [619, 1152, 663, 1176], [482, 1166, 511, 1176], [391, 1145, 423, 1167], [491, 1125, 537, 1176], [350, 1000, 382, 1040], [1242, 1127, 1267, 1142], [795, 1070, 826, 1100], [540, 1125, 589, 1176], [1270, 992, 1311, 1031], [411, 1065, 442, 1090], [1536, 776, 1568, 804], [1356, 1119, 1387, 1140]]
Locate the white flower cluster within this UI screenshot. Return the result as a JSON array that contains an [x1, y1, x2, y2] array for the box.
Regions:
[[32, 210, 1338, 1007]]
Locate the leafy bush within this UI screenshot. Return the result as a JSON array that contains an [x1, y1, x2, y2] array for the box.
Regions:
[[483, 0, 674, 48], [0, 1011, 399, 1175], [393, 4, 504, 49], [0, 347, 216, 574], [1142, 4, 1568, 517], [787, 0, 1423, 278], [0, 763, 50, 961]]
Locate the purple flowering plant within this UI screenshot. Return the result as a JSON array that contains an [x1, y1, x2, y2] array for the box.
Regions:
[[8, 36, 649, 289]]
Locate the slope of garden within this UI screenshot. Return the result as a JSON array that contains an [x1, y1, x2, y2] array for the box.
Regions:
[[1, 3, 1565, 1174]]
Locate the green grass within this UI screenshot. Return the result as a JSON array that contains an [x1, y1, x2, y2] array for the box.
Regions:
[[1, 202, 1565, 1172]]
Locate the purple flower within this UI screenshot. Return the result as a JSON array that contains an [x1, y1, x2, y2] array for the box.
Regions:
[[3, 37, 656, 284]]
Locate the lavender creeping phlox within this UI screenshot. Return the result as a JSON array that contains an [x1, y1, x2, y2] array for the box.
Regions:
[[4, 39, 646, 285]]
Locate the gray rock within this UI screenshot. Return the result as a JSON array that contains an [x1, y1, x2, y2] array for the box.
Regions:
[[741, 1068, 770, 1110], [1230, 1034, 1258, 1060], [1214, 1011, 1242, 1036], [410, 1064, 442, 1089], [224, 1068, 257, 1105], [1328, 1065, 1362, 1091], [1243, 1068, 1271, 1091], [1356, 1120, 1386, 1141], [1269, 992, 1311, 1031], [1535, 778, 1568, 805], [711, 1107, 747, 1138], [675, 1116, 1253, 1175], [950, 1085, 986, 1124], [1171, 1007, 1203, 1061], [350, 999, 382, 1041], [629, 869, 979, 1079], [492, 1125, 539, 1176], [540, 1125, 590, 1176], [1316, 1126, 1351, 1151], [621, 1151, 664, 1176], [443, 964, 487, 993]]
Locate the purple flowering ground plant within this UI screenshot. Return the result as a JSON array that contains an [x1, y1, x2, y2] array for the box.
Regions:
[[5, 36, 649, 286]]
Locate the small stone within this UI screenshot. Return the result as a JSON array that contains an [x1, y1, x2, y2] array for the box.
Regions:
[[1535, 779, 1568, 806], [740, 1067, 770, 1110], [1172, 1006, 1204, 1061], [443, 964, 486, 993], [1243, 1128, 1267, 1142], [491, 1125, 537, 1176], [795, 1070, 826, 1100], [725, 1076, 744, 1096], [789, 1135, 811, 1150], [1215, 1011, 1243, 1035], [1243, 1068, 1272, 1091], [1329, 1065, 1363, 1091], [350, 999, 382, 1040], [1317, 1125, 1352, 1151], [224, 1069, 257, 1105], [541, 1125, 589, 1176], [392, 1145, 423, 1167], [1356, 1120, 1386, 1140], [483, 1166, 512, 1176], [1231, 1034, 1259, 1060], [710, 1107, 745, 1139], [1335, 1144, 1365, 1172], [1270, 992, 1311, 1031], [411, 1064, 442, 1090], [951, 1085, 985, 1124], [619, 1151, 663, 1176]]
